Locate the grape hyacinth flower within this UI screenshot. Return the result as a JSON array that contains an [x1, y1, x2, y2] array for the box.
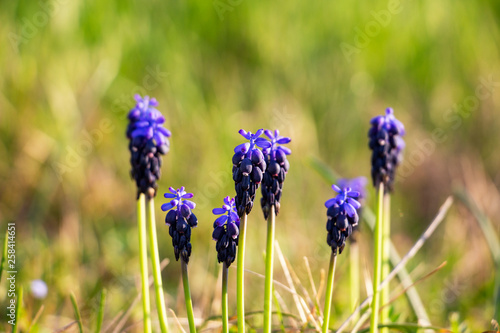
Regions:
[[325, 184, 361, 255], [212, 196, 240, 267], [232, 129, 270, 217], [162, 187, 198, 263], [368, 108, 405, 333], [368, 108, 405, 193], [322, 184, 362, 333], [127, 95, 172, 198], [260, 129, 291, 220]]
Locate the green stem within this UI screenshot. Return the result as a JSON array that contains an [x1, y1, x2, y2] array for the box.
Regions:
[[322, 253, 338, 333], [380, 193, 391, 333], [237, 214, 248, 332], [181, 260, 196, 333], [370, 183, 384, 333], [222, 263, 229, 333], [350, 241, 360, 323], [147, 198, 169, 333], [264, 206, 276, 333], [138, 194, 152, 332]]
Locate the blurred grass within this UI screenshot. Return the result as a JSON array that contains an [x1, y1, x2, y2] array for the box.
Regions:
[[0, 0, 499, 331]]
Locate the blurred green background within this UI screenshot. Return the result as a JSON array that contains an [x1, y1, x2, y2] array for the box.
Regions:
[[1, 0, 500, 331]]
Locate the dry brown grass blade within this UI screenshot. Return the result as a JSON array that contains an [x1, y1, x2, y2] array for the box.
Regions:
[[283, 254, 316, 319], [351, 261, 448, 331], [316, 268, 326, 315], [274, 289, 298, 329], [299, 296, 321, 331], [336, 196, 453, 333], [304, 256, 322, 318], [53, 320, 78, 333], [28, 305, 45, 332], [107, 258, 169, 333], [275, 241, 308, 324], [169, 309, 187, 333], [382, 261, 447, 310]]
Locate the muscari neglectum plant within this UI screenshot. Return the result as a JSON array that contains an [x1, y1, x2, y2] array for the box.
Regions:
[[260, 129, 291, 333], [232, 129, 269, 332], [338, 177, 367, 320], [162, 187, 198, 333], [323, 184, 362, 332], [368, 107, 405, 333], [127, 94, 171, 333], [212, 196, 240, 333]]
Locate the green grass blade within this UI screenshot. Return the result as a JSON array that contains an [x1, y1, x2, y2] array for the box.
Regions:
[[454, 190, 500, 320], [12, 286, 23, 333], [95, 289, 106, 333], [0, 229, 8, 282], [70, 292, 84, 333]]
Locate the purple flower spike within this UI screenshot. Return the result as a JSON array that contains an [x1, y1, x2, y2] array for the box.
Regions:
[[325, 184, 362, 255], [162, 187, 198, 263], [368, 108, 405, 192], [212, 196, 240, 267], [260, 129, 291, 219], [127, 95, 171, 199], [232, 129, 268, 217]]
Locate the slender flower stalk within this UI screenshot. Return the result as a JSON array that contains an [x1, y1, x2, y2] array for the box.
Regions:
[[236, 213, 247, 332], [380, 193, 391, 333], [232, 129, 269, 331], [147, 199, 169, 333], [349, 241, 360, 321], [181, 260, 196, 333], [222, 263, 229, 333], [370, 183, 384, 333], [212, 196, 240, 332], [260, 129, 291, 332], [323, 184, 362, 331], [322, 253, 337, 333], [263, 206, 276, 332], [368, 108, 405, 333], [162, 187, 198, 332], [138, 194, 152, 332]]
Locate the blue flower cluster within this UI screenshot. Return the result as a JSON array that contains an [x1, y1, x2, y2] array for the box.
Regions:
[[260, 130, 291, 219], [212, 196, 240, 267], [127, 95, 172, 198], [368, 108, 405, 192], [325, 185, 362, 255], [337, 177, 367, 242], [232, 129, 270, 217], [162, 187, 198, 263]]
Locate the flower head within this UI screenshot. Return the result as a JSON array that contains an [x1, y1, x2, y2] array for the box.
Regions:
[[325, 184, 362, 255], [162, 187, 198, 263], [260, 129, 291, 219], [127, 95, 171, 198], [368, 108, 405, 192], [232, 129, 268, 217], [212, 196, 240, 267]]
